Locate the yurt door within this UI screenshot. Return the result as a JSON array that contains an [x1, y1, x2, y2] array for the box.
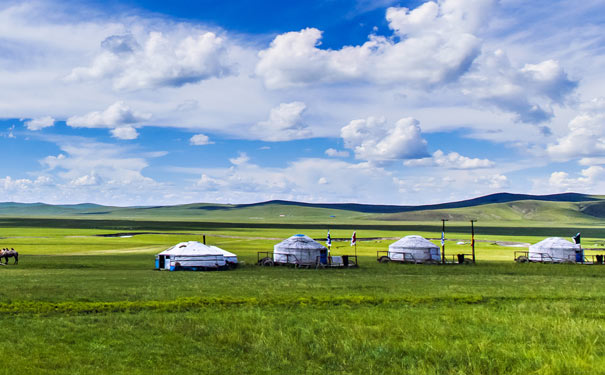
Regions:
[[159, 256, 165, 269], [320, 249, 328, 264]]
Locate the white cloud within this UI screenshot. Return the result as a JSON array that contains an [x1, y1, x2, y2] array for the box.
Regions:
[[110, 126, 139, 140], [67, 101, 150, 128], [190, 133, 213, 146], [229, 152, 250, 166], [41, 141, 154, 186], [341, 116, 429, 162], [256, 0, 489, 90], [68, 31, 232, 90], [549, 166, 605, 190], [325, 148, 349, 157], [547, 98, 605, 161], [70, 173, 101, 186], [404, 150, 494, 169], [251, 102, 311, 141], [25, 116, 55, 131], [461, 51, 577, 124], [66, 101, 150, 139], [192, 157, 398, 203]]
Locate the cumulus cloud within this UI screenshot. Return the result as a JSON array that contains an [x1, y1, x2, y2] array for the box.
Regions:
[[404, 150, 494, 169], [462, 50, 577, 123], [41, 142, 153, 186], [68, 31, 232, 90], [0, 175, 51, 191], [325, 148, 349, 157], [66, 101, 150, 139], [341, 116, 429, 162], [190, 134, 213, 146], [547, 98, 605, 161], [549, 166, 605, 190], [110, 126, 138, 140], [229, 152, 250, 166], [256, 0, 492, 89], [251, 102, 311, 141], [25, 116, 55, 131]]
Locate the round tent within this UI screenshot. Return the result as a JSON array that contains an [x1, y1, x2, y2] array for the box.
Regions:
[[274, 234, 328, 265], [388, 235, 441, 263], [528, 237, 581, 263], [155, 241, 238, 271]]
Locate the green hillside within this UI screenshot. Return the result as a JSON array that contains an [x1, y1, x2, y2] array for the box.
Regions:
[[1, 193, 604, 224]]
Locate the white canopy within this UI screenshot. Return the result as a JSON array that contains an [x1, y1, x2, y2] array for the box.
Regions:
[[159, 241, 235, 257], [529, 237, 580, 263], [388, 235, 441, 262]]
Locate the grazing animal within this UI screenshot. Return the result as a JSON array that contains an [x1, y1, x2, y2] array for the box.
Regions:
[[0, 248, 18, 265]]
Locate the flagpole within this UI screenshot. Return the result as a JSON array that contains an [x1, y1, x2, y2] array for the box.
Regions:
[[441, 219, 448, 264], [470, 219, 476, 263]]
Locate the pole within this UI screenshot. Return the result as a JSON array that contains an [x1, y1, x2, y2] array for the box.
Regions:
[[441, 219, 448, 264], [470, 220, 477, 263]]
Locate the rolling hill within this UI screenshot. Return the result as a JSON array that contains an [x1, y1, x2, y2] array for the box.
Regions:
[[0, 192, 604, 223]]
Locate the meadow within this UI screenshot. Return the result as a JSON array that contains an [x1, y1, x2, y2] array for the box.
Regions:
[[1, 212, 605, 374]]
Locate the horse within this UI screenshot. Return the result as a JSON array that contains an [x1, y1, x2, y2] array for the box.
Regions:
[[0, 248, 18, 265]]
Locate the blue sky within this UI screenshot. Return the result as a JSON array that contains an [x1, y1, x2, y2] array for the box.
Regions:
[[1, 0, 605, 205]]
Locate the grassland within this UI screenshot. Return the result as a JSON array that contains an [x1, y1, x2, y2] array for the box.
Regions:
[[1, 198, 605, 374]]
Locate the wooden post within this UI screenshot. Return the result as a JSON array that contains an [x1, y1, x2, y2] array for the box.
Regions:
[[441, 219, 448, 264], [470, 220, 477, 263]]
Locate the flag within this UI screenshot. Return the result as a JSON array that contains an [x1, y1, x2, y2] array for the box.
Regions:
[[441, 231, 445, 247], [326, 230, 332, 248], [350, 231, 356, 246], [572, 232, 581, 244]]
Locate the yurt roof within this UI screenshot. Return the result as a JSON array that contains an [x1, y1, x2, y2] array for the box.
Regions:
[[275, 234, 326, 251], [390, 235, 438, 249], [529, 237, 580, 251], [158, 241, 233, 256], [208, 245, 237, 258]]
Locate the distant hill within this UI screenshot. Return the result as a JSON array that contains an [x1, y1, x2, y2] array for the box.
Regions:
[[0, 192, 603, 223], [221, 192, 597, 214]]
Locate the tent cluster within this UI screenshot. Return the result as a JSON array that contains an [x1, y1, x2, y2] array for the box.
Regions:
[[155, 231, 595, 271]]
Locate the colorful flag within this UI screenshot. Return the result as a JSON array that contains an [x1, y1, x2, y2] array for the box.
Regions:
[[441, 231, 445, 246], [350, 231, 356, 246], [572, 232, 581, 244], [326, 230, 332, 247]]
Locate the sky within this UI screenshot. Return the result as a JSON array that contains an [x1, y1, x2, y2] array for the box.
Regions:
[[1, 0, 605, 206]]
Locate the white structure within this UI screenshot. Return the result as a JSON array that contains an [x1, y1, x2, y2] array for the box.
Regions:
[[528, 237, 581, 263], [274, 234, 328, 265], [155, 241, 238, 271], [388, 235, 441, 263]]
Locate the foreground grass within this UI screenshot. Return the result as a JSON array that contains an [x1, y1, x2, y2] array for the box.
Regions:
[[0, 254, 605, 374]]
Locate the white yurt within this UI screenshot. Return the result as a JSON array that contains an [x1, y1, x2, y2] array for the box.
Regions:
[[388, 235, 441, 263], [274, 234, 328, 265], [155, 241, 238, 271], [528, 237, 581, 263]]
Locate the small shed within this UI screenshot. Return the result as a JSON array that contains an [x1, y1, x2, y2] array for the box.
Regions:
[[274, 234, 328, 266], [388, 235, 441, 263], [529, 237, 581, 263], [155, 241, 238, 271]]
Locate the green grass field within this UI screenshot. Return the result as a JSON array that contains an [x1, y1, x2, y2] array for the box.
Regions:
[[1, 213, 605, 374]]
